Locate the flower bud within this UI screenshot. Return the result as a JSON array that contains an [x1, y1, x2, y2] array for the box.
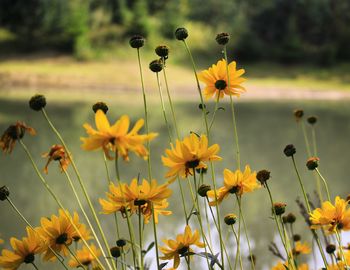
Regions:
[[198, 103, 206, 110], [129, 35, 145, 49], [224, 214, 237, 225], [197, 184, 211, 197], [293, 234, 301, 241], [110, 246, 121, 258], [286, 213, 296, 223], [293, 109, 304, 121], [116, 239, 127, 247], [283, 144, 296, 157], [155, 45, 169, 58], [326, 244, 336, 254], [92, 102, 108, 114], [307, 116, 317, 125], [0, 186, 10, 201], [175, 27, 188, 40], [256, 170, 270, 185], [273, 202, 286, 216], [215, 32, 230, 45], [306, 157, 319, 170], [149, 59, 163, 73], [29, 94, 46, 111]]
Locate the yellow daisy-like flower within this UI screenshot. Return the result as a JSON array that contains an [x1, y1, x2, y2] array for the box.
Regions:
[[198, 59, 246, 100], [207, 165, 260, 206], [309, 196, 350, 233], [42, 144, 71, 174], [160, 225, 205, 269], [293, 241, 311, 255], [100, 178, 172, 223], [68, 243, 101, 268], [81, 110, 158, 160], [271, 261, 308, 270], [162, 133, 222, 182], [37, 209, 91, 261], [0, 227, 45, 270]]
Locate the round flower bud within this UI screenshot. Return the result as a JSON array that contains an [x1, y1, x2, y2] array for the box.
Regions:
[[149, 59, 163, 73], [116, 239, 127, 247], [175, 27, 188, 40], [326, 244, 336, 254], [0, 186, 10, 201], [306, 157, 319, 170], [92, 102, 108, 114], [273, 202, 286, 216], [293, 234, 301, 241], [198, 103, 206, 110], [224, 214, 237, 225], [29, 94, 46, 111], [283, 144, 296, 157], [197, 184, 211, 197], [215, 32, 230, 45], [256, 169, 270, 185], [155, 45, 169, 58], [307, 116, 317, 125], [110, 246, 121, 258], [286, 213, 296, 223], [129, 35, 145, 49], [293, 109, 304, 121]]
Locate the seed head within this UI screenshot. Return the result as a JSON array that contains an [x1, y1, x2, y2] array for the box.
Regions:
[[129, 35, 145, 49], [293, 109, 304, 121], [175, 27, 188, 40], [110, 246, 121, 258], [293, 234, 301, 241], [224, 214, 237, 225], [116, 239, 127, 247], [306, 157, 319, 170], [286, 213, 296, 223], [197, 184, 211, 197], [29, 94, 46, 111], [256, 170, 270, 185], [149, 59, 163, 73], [283, 144, 296, 157], [0, 186, 10, 201], [92, 102, 108, 114], [326, 244, 336, 254], [307, 116, 317, 125], [273, 202, 286, 216], [155, 45, 169, 58], [215, 32, 230, 45]]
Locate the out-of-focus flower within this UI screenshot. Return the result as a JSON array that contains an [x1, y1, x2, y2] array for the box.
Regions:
[[68, 244, 101, 268]]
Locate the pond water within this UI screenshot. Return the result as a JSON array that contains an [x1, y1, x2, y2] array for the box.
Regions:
[[1, 97, 350, 270]]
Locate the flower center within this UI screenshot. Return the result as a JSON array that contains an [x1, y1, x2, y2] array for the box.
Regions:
[[337, 222, 344, 230], [229, 186, 240, 194], [134, 199, 147, 206], [185, 159, 200, 169], [178, 246, 189, 255], [215, 80, 227, 90], [56, 233, 68, 244], [82, 259, 92, 266], [24, 253, 35, 264]]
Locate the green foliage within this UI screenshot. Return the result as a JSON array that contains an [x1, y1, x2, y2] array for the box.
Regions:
[[125, 0, 150, 37]]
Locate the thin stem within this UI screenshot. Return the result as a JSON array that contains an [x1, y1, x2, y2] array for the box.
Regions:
[[102, 152, 112, 184], [19, 140, 106, 270], [41, 109, 115, 270], [208, 94, 220, 132], [335, 230, 349, 268], [138, 206, 144, 270], [231, 225, 243, 270], [300, 121, 312, 157], [223, 46, 241, 170], [66, 243, 83, 268], [315, 168, 331, 201], [311, 126, 318, 156], [162, 64, 180, 139], [31, 262, 39, 270], [236, 195, 255, 270]]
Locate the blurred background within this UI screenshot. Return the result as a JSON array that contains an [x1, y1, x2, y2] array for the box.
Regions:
[[1, 1, 350, 269]]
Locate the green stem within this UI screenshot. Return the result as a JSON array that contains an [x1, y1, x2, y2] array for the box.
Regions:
[[300, 121, 312, 157], [19, 140, 106, 270], [223, 46, 241, 170], [311, 126, 318, 156], [335, 229, 349, 268], [315, 168, 331, 201], [31, 262, 39, 270], [138, 206, 144, 270], [231, 225, 243, 270], [236, 195, 255, 270], [41, 109, 115, 270], [208, 94, 220, 132], [102, 152, 112, 184], [162, 64, 180, 139]]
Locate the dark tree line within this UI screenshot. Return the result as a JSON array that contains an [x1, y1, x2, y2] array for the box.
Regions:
[[1, 0, 349, 63]]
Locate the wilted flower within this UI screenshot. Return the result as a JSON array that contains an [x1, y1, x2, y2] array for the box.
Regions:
[[0, 122, 35, 154], [42, 144, 71, 174]]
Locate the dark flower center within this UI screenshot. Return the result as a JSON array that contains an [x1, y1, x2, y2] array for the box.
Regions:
[[178, 246, 189, 255], [229, 186, 239, 194], [337, 222, 344, 230], [56, 233, 68, 244], [215, 80, 227, 90], [82, 260, 92, 266], [24, 253, 35, 264], [134, 199, 147, 206], [185, 159, 200, 169]]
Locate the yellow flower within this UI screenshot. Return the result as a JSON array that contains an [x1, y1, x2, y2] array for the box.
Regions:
[[309, 196, 350, 233], [37, 209, 91, 261], [293, 241, 311, 255], [271, 261, 308, 270], [198, 59, 246, 100], [162, 133, 222, 182], [207, 165, 260, 206], [0, 122, 36, 154], [160, 225, 205, 269], [42, 144, 71, 174], [68, 244, 101, 268], [100, 178, 172, 223], [0, 227, 44, 270], [81, 110, 157, 160]]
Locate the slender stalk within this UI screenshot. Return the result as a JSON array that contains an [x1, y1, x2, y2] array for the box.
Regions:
[[31, 262, 39, 270], [291, 156, 328, 267], [138, 206, 144, 270], [103, 152, 112, 184], [19, 140, 106, 270], [311, 126, 318, 156], [162, 64, 180, 139], [6, 198, 69, 269], [236, 195, 255, 270], [66, 243, 83, 268], [315, 168, 331, 201], [231, 225, 243, 270], [223, 46, 241, 170], [300, 121, 312, 157], [208, 94, 220, 132], [41, 109, 115, 270], [335, 229, 349, 268]]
